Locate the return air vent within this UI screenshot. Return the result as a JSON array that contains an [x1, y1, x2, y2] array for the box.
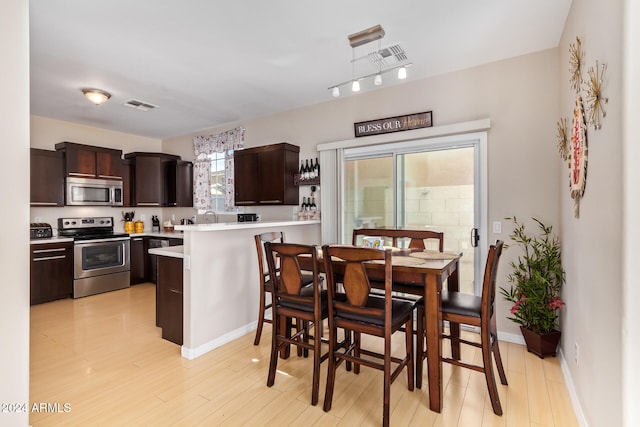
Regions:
[[123, 99, 158, 111], [367, 44, 408, 67]]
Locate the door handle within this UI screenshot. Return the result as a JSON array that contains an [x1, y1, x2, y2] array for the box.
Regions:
[[470, 228, 479, 248]]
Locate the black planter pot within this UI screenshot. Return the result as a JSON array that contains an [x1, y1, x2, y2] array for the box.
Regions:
[[520, 326, 561, 358]]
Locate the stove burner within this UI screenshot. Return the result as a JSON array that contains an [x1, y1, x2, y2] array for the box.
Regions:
[[58, 216, 129, 241]]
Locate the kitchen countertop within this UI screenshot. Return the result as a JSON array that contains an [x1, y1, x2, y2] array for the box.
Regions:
[[30, 236, 74, 245], [128, 230, 185, 239], [174, 219, 320, 232], [148, 245, 184, 259], [31, 230, 185, 244]]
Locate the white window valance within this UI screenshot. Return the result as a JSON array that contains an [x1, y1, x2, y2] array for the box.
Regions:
[[193, 127, 245, 156], [193, 127, 245, 210]]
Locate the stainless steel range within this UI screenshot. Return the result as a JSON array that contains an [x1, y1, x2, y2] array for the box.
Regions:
[[58, 216, 130, 298]]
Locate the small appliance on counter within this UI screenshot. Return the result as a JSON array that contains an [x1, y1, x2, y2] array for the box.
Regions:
[[237, 213, 258, 222], [152, 215, 160, 232], [30, 223, 53, 239]]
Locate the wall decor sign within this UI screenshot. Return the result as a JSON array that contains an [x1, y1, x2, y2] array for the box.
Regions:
[[569, 95, 588, 218], [354, 111, 432, 137]]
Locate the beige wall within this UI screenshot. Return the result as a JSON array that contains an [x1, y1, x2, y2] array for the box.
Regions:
[[623, 1, 640, 425], [165, 48, 562, 337], [31, 115, 161, 152], [0, 1, 30, 426], [559, 0, 624, 425]]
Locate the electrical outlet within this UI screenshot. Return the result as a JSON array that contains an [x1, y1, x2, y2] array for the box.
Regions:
[[140, 214, 146, 221], [575, 342, 579, 365], [492, 221, 502, 234], [34, 217, 42, 223]]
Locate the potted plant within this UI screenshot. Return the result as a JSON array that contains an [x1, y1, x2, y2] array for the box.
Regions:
[[500, 217, 566, 358]]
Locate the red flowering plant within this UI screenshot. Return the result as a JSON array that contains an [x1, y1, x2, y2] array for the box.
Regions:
[[500, 217, 566, 334]]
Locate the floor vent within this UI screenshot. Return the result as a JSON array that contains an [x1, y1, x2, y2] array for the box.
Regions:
[[123, 99, 158, 111]]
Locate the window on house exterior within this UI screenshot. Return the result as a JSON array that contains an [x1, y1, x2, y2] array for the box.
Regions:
[[209, 150, 228, 212]]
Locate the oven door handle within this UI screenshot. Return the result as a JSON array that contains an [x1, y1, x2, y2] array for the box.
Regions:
[[75, 237, 131, 244]]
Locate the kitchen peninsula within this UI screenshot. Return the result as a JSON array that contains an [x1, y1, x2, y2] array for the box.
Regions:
[[169, 219, 321, 359]]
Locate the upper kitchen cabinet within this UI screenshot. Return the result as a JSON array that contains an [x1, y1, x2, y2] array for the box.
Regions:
[[234, 143, 299, 206], [124, 152, 192, 207], [164, 160, 193, 207], [30, 148, 64, 207], [55, 141, 123, 180]]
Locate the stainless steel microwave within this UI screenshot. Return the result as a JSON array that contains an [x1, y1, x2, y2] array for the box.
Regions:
[[65, 177, 123, 206]]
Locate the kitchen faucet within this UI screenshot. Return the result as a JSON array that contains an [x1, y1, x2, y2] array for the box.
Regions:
[[203, 210, 218, 223]]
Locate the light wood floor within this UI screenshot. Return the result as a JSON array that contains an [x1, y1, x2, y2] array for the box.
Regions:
[[30, 283, 578, 426]]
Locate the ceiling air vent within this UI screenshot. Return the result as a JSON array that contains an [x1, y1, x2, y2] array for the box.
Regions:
[[123, 99, 158, 111], [367, 44, 408, 67]]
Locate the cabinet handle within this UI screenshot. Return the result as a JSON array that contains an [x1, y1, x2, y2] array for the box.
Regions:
[[69, 172, 95, 178], [137, 202, 160, 206], [33, 248, 66, 254], [30, 202, 59, 206], [260, 200, 282, 203], [98, 174, 122, 180], [33, 255, 66, 262], [132, 238, 143, 241], [169, 289, 181, 294]]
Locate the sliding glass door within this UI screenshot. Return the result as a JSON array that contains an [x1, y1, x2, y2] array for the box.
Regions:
[[343, 136, 481, 295]]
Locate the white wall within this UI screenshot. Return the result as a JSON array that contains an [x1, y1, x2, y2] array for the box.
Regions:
[[559, 0, 624, 425], [623, 0, 640, 425], [164, 48, 562, 337], [0, 1, 30, 426]]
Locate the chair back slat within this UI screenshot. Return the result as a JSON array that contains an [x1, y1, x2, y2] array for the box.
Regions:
[[482, 240, 504, 319], [352, 228, 444, 251], [342, 262, 371, 306], [323, 245, 392, 321]]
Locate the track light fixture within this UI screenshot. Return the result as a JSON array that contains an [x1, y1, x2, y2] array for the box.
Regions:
[[328, 25, 412, 97]]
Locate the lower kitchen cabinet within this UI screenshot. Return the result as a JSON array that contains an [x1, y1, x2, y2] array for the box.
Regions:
[[30, 241, 73, 305], [156, 255, 183, 345], [129, 236, 149, 285]]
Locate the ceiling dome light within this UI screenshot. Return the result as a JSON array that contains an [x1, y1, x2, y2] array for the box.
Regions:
[[332, 86, 340, 97], [397, 66, 407, 80], [374, 73, 382, 86], [352, 80, 360, 92], [82, 88, 111, 105]]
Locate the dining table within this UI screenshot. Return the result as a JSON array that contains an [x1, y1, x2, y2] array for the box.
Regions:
[[297, 246, 461, 413]]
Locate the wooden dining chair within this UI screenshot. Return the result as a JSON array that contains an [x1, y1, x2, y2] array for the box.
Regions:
[[253, 232, 314, 346], [322, 245, 414, 427], [352, 228, 444, 251], [416, 240, 507, 415], [264, 242, 328, 406]]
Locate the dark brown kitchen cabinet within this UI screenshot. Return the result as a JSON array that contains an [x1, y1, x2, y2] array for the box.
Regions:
[[30, 241, 73, 305], [55, 141, 123, 180], [121, 159, 134, 207], [156, 255, 183, 345], [30, 148, 64, 207], [129, 236, 148, 285], [124, 152, 187, 207], [234, 143, 299, 205], [164, 160, 193, 207]]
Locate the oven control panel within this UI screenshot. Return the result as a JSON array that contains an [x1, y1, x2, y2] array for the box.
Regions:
[[59, 217, 113, 229]]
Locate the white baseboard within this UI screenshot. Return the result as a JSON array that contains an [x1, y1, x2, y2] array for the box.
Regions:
[[497, 330, 525, 345], [558, 347, 589, 427], [181, 321, 257, 360]]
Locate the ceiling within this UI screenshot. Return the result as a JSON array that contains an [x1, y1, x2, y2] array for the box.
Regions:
[[29, 0, 572, 140]]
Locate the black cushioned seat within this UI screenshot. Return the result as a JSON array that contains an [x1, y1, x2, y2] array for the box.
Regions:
[[336, 295, 415, 328], [440, 290, 482, 318]]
